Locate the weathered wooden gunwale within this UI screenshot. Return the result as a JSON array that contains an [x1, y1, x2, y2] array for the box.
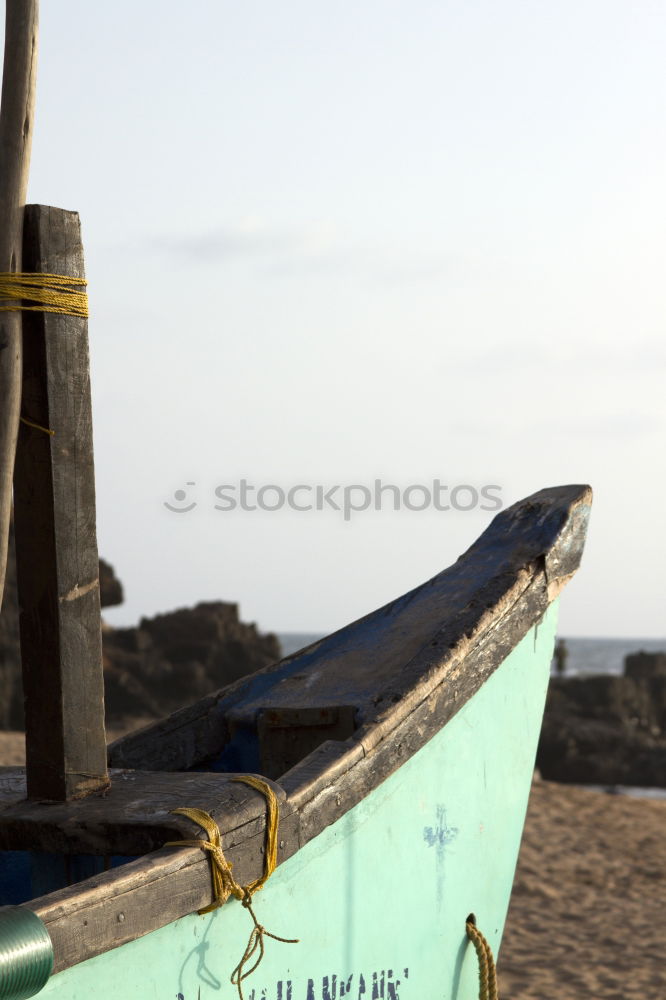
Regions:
[[0, 484, 591, 975]]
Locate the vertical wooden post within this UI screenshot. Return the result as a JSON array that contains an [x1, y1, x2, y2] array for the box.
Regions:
[[13, 204, 109, 801], [0, 0, 40, 608]]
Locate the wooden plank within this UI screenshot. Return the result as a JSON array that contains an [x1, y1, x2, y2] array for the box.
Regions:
[[0, 0, 39, 605], [0, 770, 289, 855], [257, 705, 357, 779], [108, 691, 227, 772], [13, 204, 108, 800]]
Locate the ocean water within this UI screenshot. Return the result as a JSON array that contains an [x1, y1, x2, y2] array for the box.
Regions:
[[551, 636, 666, 677], [278, 632, 666, 677], [278, 632, 328, 658]]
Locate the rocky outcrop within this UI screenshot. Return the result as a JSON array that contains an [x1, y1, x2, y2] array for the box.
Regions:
[[625, 651, 666, 681], [537, 655, 666, 787], [0, 534, 281, 729], [102, 602, 281, 723], [99, 558, 123, 608]]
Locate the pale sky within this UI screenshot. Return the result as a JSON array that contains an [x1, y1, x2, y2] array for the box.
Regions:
[[6, 1, 666, 637]]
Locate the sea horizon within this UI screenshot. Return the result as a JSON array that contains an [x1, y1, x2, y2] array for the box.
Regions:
[[277, 632, 666, 677]]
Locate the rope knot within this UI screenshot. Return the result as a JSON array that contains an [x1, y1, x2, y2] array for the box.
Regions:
[[166, 776, 298, 1000]]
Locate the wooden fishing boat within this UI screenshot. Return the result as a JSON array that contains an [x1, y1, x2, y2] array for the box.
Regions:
[[0, 5, 592, 997], [0, 484, 591, 1000]]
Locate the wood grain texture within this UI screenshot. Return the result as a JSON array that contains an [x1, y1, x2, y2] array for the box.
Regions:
[[13, 205, 108, 801], [0, 769, 290, 855], [0, 0, 39, 608], [107, 692, 227, 773], [257, 705, 357, 779]]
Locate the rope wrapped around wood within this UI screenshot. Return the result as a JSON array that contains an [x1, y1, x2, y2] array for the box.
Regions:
[[0, 272, 88, 317], [166, 775, 298, 1000]]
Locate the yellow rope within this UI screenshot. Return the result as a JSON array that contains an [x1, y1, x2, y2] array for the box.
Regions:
[[166, 776, 298, 1000], [19, 416, 55, 436], [466, 918, 499, 1000], [0, 272, 88, 317]]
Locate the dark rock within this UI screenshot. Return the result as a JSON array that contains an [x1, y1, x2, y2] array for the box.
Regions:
[[625, 651, 666, 681], [537, 672, 666, 787], [99, 559, 123, 608], [102, 602, 280, 723]]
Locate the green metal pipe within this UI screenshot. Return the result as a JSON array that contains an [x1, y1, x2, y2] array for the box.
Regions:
[[0, 907, 53, 1000]]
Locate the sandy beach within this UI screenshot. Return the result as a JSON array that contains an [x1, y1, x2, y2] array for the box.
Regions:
[[499, 778, 666, 999], [1, 731, 664, 999]]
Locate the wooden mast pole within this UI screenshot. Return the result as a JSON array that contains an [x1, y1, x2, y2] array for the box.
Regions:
[[14, 205, 110, 800], [0, 0, 39, 608]]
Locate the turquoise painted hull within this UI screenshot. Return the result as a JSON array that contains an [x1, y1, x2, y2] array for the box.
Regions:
[[38, 603, 558, 1000]]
